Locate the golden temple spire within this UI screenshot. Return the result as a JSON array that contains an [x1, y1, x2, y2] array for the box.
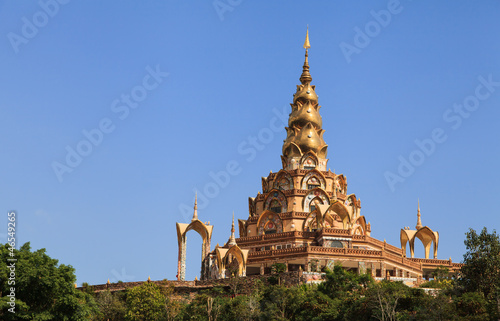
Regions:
[[192, 193, 198, 222], [416, 199, 423, 230], [303, 26, 311, 49], [300, 27, 312, 85], [228, 211, 236, 246], [282, 27, 328, 161]]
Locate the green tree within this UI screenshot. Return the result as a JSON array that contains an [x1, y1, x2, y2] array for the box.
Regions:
[[93, 290, 127, 321], [178, 291, 227, 321], [260, 284, 296, 321], [125, 282, 166, 321], [218, 294, 261, 321], [318, 263, 372, 298], [366, 280, 411, 321], [270, 263, 287, 286], [456, 292, 489, 321], [460, 227, 500, 319], [414, 291, 458, 321], [0, 242, 97, 320], [292, 285, 342, 321]]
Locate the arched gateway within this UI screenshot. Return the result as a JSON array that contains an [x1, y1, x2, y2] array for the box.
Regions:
[[176, 196, 213, 281]]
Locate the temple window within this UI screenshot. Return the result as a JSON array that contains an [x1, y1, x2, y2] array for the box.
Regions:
[[270, 199, 281, 213], [277, 177, 292, 190], [258, 213, 283, 235], [330, 240, 343, 248], [302, 172, 325, 190], [306, 176, 321, 189], [303, 157, 316, 170]]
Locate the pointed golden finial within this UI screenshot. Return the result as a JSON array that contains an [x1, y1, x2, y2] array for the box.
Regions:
[[300, 27, 312, 84], [192, 193, 198, 222], [195, 276, 198, 281], [148, 275, 151, 282], [303, 25, 311, 49], [107, 279, 110, 284], [74, 283, 77, 288], [228, 211, 236, 246], [416, 199, 423, 230]]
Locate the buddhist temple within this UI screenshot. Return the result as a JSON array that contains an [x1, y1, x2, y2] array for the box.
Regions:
[[176, 30, 462, 285]]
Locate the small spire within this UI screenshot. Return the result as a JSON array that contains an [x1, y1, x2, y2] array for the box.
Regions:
[[300, 27, 312, 84], [228, 212, 236, 246], [303, 26, 311, 49], [192, 193, 198, 222], [107, 279, 110, 285], [416, 199, 423, 230], [74, 283, 77, 288], [148, 275, 151, 282]]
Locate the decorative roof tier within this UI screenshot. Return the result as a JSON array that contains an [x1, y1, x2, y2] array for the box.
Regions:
[[282, 29, 328, 159]]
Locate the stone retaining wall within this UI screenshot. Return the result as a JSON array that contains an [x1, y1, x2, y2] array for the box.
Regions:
[[79, 271, 304, 296]]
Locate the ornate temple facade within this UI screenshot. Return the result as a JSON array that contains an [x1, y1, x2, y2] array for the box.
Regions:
[[176, 31, 462, 285]]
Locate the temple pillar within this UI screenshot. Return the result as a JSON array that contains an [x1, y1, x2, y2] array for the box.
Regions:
[[177, 235, 186, 281], [358, 261, 366, 274], [260, 263, 264, 275]]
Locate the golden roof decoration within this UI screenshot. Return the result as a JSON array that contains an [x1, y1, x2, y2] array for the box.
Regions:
[[416, 199, 423, 230], [282, 28, 328, 159]]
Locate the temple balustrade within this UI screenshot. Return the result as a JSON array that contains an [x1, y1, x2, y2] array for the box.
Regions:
[[247, 245, 423, 272]]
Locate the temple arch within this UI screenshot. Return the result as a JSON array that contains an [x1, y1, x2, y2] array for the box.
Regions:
[[300, 151, 319, 170], [176, 220, 213, 281], [334, 174, 347, 194], [273, 170, 294, 190], [303, 209, 333, 232], [352, 216, 367, 235], [400, 229, 416, 258], [256, 210, 283, 235], [303, 188, 329, 212], [329, 201, 351, 229], [224, 245, 248, 277], [301, 169, 326, 190], [215, 247, 228, 279], [264, 189, 287, 213], [414, 226, 439, 259]]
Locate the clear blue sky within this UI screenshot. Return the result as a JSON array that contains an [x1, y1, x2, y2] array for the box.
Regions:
[[1, 1, 499, 285]]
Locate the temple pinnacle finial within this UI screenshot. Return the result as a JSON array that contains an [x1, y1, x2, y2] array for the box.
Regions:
[[300, 27, 312, 84], [192, 193, 198, 222], [303, 26, 311, 49], [416, 199, 423, 230], [228, 211, 236, 246]]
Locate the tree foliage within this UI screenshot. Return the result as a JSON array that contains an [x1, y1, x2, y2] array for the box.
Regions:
[[92, 290, 126, 321], [0, 242, 97, 320], [460, 228, 500, 296], [460, 227, 500, 320], [125, 282, 168, 321]]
